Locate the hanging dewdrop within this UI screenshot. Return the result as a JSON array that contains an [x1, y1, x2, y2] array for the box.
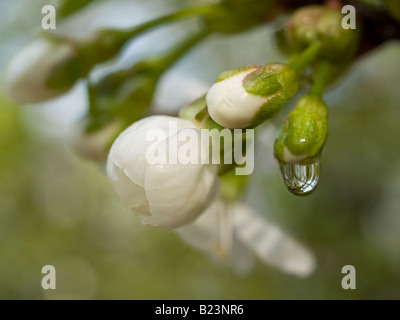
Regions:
[[274, 94, 328, 196]]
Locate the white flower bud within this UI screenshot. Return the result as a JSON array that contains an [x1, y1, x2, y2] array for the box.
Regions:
[[3, 38, 76, 103], [206, 67, 266, 129], [206, 64, 298, 129], [107, 115, 220, 229]]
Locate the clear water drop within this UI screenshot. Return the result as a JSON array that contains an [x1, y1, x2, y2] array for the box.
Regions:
[[279, 160, 320, 196]]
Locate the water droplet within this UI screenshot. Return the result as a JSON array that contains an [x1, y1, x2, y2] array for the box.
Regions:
[[279, 161, 320, 196]]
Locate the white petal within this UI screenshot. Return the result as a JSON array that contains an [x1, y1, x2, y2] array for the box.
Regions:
[[145, 161, 219, 229], [233, 203, 316, 277], [109, 115, 195, 187], [175, 201, 223, 252], [144, 128, 220, 229], [176, 200, 254, 274], [131, 205, 153, 226], [206, 68, 268, 129], [106, 157, 147, 209]]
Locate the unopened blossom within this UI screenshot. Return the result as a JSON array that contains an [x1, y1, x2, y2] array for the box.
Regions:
[[206, 64, 298, 129], [4, 29, 127, 103], [3, 38, 77, 103], [107, 115, 220, 229], [274, 94, 328, 164]]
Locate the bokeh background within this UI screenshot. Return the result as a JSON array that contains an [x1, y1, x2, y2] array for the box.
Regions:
[[1, 0, 400, 299]]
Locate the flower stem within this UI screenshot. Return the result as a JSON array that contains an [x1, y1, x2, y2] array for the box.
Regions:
[[288, 42, 322, 74], [220, 171, 249, 200], [156, 29, 210, 75], [119, 3, 216, 42], [310, 60, 331, 98]]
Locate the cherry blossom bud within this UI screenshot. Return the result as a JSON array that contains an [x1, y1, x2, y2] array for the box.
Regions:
[[107, 116, 220, 229], [3, 30, 126, 103], [274, 94, 328, 164], [285, 5, 360, 62], [206, 64, 298, 129], [3, 37, 77, 103]]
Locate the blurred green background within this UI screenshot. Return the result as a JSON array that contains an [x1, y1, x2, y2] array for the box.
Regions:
[[1, 0, 400, 299]]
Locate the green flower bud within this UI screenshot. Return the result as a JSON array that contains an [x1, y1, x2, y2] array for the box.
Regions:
[[274, 94, 328, 164], [284, 5, 360, 62], [206, 63, 298, 129], [274, 23, 293, 56], [88, 63, 158, 130]]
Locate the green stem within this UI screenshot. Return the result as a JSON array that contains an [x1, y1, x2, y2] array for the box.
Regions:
[[126, 30, 209, 119], [156, 29, 210, 74], [119, 3, 216, 42], [288, 42, 322, 74], [310, 60, 331, 98], [221, 170, 249, 201]]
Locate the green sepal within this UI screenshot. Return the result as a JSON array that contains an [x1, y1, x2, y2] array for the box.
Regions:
[[45, 29, 127, 90], [179, 96, 225, 131], [243, 70, 282, 97], [241, 63, 299, 127], [216, 65, 257, 82], [243, 63, 298, 98], [250, 94, 286, 128]]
